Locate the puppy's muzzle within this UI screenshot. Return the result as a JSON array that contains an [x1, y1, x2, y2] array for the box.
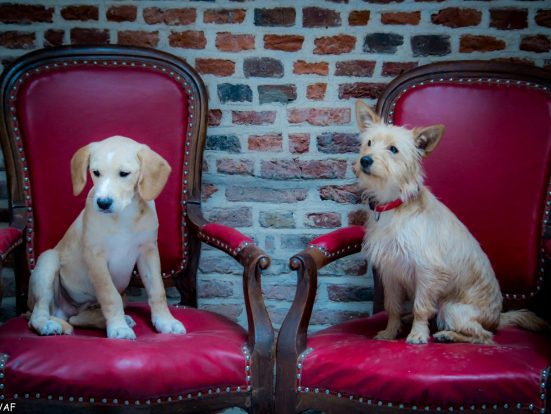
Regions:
[[96, 197, 113, 212], [360, 155, 374, 174]]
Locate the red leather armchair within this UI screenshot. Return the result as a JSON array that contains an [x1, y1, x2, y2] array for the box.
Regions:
[[0, 46, 273, 413], [276, 62, 551, 413]]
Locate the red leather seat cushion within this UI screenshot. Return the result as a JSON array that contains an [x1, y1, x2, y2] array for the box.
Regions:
[[300, 312, 551, 411], [0, 304, 249, 402]]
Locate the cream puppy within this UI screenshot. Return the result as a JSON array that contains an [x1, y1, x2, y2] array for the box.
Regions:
[[354, 101, 548, 344], [27, 136, 186, 339]]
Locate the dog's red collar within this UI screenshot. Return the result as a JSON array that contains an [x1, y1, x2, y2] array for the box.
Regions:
[[369, 198, 403, 213]]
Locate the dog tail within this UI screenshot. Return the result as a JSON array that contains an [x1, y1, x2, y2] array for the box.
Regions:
[[498, 309, 550, 332]]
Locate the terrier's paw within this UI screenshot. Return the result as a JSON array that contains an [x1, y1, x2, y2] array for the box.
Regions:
[[153, 317, 186, 335], [38, 319, 63, 336], [406, 331, 429, 344], [374, 329, 398, 340], [107, 324, 136, 340], [124, 315, 136, 328], [433, 331, 455, 343]]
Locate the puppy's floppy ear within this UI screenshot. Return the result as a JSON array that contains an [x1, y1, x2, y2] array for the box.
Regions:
[[137, 147, 172, 202], [70, 145, 90, 196], [355, 100, 381, 131], [413, 125, 445, 156]]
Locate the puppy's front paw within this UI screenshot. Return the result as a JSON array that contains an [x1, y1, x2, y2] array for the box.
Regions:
[[107, 323, 136, 340], [124, 315, 136, 328], [406, 331, 429, 344], [39, 319, 63, 336], [374, 329, 398, 340], [153, 317, 186, 335]]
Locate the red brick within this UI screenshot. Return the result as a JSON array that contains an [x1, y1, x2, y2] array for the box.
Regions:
[[307, 83, 327, 100], [0, 4, 53, 24], [44, 29, 64, 48], [107, 5, 137, 22], [460, 35, 506, 53], [288, 108, 351, 126], [226, 186, 308, 203], [293, 60, 329, 75], [306, 212, 342, 228], [349, 10, 370, 26], [248, 134, 283, 151], [520, 35, 551, 53], [536, 10, 551, 28], [216, 32, 255, 52], [264, 34, 304, 52], [338, 83, 387, 100], [0, 31, 35, 49], [327, 284, 372, 302], [232, 111, 276, 125], [431, 8, 481, 28], [289, 133, 310, 154], [381, 11, 421, 25], [143, 7, 196, 25], [118, 31, 159, 48], [216, 159, 254, 175], [201, 183, 218, 201], [260, 159, 347, 179], [381, 61, 418, 77], [254, 7, 296, 27], [320, 184, 362, 204], [70, 28, 109, 45], [490, 8, 527, 30], [196, 58, 235, 76], [314, 34, 356, 55], [204, 206, 252, 227], [169, 31, 206, 49], [303, 7, 341, 28], [61, 5, 98, 21], [335, 60, 376, 76], [198, 280, 234, 299], [310, 309, 369, 325], [204, 9, 246, 24], [348, 210, 368, 226], [208, 109, 223, 127], [264, 285, 297, 300]]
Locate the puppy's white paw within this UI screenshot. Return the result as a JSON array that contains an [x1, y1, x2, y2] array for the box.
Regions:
[[153, 317, 186, 335], [374, 329, 398, 340], [39, 319, 63, 336], [107, 324, 136, 340], [406, 331, 429, 344], [124, 315, 136, 328]]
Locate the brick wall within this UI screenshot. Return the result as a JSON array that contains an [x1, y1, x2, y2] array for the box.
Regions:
[[1, 1, 550, 332]]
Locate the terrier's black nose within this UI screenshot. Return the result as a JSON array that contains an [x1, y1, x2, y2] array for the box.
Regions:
[[96, 197, 113, 211], [360, 156, 374, 170]]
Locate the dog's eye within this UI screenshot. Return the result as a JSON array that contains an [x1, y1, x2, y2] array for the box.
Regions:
[[367, 140, 372, 147], [119, 171, 130, 178], [388, 146, 399, 154], [92, 170, 101, 177]]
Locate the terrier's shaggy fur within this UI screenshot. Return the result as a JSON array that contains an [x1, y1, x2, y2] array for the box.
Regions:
[[354, 101, 548, 344]]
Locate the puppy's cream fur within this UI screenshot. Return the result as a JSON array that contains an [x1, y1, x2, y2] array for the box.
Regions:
[[354, 101, 548, 344], [27, 136, 186, 339]]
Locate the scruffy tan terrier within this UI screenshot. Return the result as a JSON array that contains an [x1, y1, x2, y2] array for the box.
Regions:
[[354, 101, 548, 345]]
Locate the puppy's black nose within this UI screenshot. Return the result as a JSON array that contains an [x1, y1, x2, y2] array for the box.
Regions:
[[97, 197, 113, 211], [360, 155, 374, 170]]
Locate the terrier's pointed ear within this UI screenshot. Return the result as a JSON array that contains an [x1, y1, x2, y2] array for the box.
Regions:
[[70, 145, 91, 196], [413, 125, 445, 156], [355, 100, 381, 131]]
